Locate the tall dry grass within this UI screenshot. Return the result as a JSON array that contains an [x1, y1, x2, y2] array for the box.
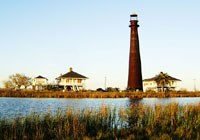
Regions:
[[0, 89, 200, 98], [0, 103, 200, 139]]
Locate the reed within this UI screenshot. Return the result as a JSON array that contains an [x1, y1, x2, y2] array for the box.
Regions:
[[0, 103, 199, 139], [0, 89, 200, 98]]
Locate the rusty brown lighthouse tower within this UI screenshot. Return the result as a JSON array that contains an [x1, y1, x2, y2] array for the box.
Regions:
[[127, 13, 143, 91]]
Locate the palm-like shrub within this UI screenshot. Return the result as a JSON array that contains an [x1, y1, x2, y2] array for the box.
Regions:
[[154, 72, 170, 92]]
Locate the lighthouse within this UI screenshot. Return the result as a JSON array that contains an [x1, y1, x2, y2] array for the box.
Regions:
[[127, 13, 143, 91]]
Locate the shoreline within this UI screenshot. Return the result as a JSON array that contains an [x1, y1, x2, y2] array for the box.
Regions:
[[0, 89, 200, 98]]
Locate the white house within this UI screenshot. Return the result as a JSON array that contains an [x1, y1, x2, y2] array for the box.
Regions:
[[56, 67, 88, 91], [143, 74, 181, 92], [32, 75, 48, 90]]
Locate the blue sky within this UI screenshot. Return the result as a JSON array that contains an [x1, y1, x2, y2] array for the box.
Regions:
[[0, 1, 200, 91]]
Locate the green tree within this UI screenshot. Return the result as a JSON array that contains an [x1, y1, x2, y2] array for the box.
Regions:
[[96, 88, 105, 92], [4, 73, 31, 89], [106, 87, 120, 92], [3, 80, 15, 89], [154, 72, 170, 92]]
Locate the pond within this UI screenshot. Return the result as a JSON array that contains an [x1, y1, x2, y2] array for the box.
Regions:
[[0, 97, 199, 119]]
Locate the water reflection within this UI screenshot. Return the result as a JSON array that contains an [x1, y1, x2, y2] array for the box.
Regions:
[[127, 98, 143, 106], [0, 97, 199, 120]]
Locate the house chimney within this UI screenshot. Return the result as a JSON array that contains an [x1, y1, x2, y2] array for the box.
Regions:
[[69, 67, 73, 72]]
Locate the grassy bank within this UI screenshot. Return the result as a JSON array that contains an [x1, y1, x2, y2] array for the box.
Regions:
[[0, 89, 200, 98], [0, 103, 199, 139]]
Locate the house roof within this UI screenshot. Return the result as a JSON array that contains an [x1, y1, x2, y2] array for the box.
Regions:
[[143, 75, 181, 82], [57, 68, 88, 79], [35, 75, 48, 80]]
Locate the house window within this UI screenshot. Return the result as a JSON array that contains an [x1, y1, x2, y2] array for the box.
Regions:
[[66, 79, 69, 83], [78, 79, 82, 83], [144, 83, 148, 86]]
